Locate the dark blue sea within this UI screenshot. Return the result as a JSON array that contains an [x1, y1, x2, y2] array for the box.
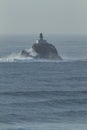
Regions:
[[0, 34, 87, 130]]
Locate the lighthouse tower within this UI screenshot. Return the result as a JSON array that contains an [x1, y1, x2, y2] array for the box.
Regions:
[[36, 33, 47, 44], [39, 33, 43, 41]]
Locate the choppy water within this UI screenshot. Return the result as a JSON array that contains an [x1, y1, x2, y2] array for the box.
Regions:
[[0, 34, 87, 130]]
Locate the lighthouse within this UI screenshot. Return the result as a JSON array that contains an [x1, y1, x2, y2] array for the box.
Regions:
[[39, 33, 43, 40], [36, 33, 47, 44]]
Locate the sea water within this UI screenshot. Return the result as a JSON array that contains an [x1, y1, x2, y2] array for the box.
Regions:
[[0, 34, 87, 130]]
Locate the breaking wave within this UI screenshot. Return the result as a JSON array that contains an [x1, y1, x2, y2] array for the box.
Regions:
[[0, 46, 87, 63], [0, 53, 33, 63], [0, 53, 87, 63]]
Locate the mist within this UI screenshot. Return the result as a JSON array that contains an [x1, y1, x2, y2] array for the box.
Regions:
[[0, 0, 87, 34]]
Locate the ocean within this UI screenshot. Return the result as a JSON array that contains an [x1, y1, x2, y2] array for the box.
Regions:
[[0, 34, 87, 130]]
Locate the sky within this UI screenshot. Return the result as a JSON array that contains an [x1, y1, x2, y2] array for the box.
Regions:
[[0, 0, 87, 34]]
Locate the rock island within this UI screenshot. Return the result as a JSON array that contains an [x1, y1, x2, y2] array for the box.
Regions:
[[20, 33, 62, 60]]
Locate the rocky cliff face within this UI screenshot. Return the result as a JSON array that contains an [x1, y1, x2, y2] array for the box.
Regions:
[[32, 42, 62, 60], [20, 42, 62, 60]]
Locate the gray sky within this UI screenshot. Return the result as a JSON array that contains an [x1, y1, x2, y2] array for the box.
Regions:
[[0, 0, 87, 34]]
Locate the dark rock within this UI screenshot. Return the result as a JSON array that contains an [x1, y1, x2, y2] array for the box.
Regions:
[[21, 50, 30, 57], [20, 33, 62, 60], [32, 42, 62, 59], [21, 50, 34, 58]]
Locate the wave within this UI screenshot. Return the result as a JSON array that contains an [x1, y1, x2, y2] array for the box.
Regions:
[[0, 53, 87, 63], [0, 122, 87, 130], [0, 53, 34, 63]]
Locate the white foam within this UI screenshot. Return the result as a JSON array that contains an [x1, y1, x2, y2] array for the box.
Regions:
[[26, 48, 37, 57], [0, 52, 87, 63], [0, 52, 34, 63]]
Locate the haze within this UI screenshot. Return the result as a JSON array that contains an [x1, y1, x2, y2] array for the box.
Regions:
[[0, 0, 87, 34]]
